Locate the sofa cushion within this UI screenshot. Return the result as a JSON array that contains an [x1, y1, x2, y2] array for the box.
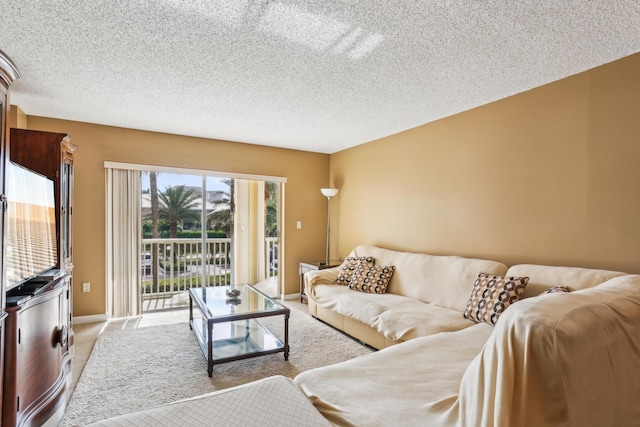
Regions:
[[349, 245, 508, 312], [505, 264, 626, 297], [349, 264, 395, 294], [335, 256, 375, 286], [376, 304, 477, 341], [463, 273, 528, 325], [312, 284, 476, 341]]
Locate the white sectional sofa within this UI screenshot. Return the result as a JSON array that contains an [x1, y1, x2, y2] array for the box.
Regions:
[[88, 245, 640, 426], [296, 245, 640, 426], [295, 273, 640, 426]]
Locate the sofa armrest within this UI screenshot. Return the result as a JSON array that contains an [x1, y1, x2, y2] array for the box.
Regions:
[[304, 267, 340, 297]]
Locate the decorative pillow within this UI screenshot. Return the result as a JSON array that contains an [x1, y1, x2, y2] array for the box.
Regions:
[[335, 257, 375, 286], [348, 264, 396, 294], [541, 286, 570, 295], [463, 273, 529, 325]]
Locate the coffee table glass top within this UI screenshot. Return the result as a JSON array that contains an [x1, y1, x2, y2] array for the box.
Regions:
[[189, 284, 286, 319]]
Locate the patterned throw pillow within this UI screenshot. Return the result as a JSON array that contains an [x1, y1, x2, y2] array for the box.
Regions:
[[463, 273, 529, 325], [348, 264, 396, 294], [541, 286, 570, 294], [335, 257, 375, 286]]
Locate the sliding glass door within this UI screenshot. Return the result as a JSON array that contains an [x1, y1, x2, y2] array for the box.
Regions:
[[140, 171, 281, 311]]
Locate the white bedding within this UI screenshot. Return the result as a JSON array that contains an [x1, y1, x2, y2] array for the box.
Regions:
[[87, 375, 331, 427]]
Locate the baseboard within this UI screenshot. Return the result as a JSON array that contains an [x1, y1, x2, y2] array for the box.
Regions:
[[73, 313, 109, 324], [282, 293, 301, 301]]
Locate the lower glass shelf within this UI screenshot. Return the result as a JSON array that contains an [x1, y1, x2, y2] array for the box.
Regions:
[[191, 316, 285, 362]]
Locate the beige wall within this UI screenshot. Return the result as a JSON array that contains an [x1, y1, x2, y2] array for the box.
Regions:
[[17, 118, 331, 316], [330, 53, 640, 274]]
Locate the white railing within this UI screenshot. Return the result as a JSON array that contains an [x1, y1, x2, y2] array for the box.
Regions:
[[265, 236, 278, 278], [141, 238, 232, 298], [141, 237, 279, 299]]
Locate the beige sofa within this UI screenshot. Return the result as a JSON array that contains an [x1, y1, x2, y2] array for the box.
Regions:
[[297, 247, 640, 426], [304, 245, 512, 348], [305, 245, 627, 349]]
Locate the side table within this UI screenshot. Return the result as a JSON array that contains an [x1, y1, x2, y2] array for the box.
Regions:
[[299, 260, 342, 303]]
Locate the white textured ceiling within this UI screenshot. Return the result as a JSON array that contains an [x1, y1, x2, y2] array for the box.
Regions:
[[1, 1, 639, 154]]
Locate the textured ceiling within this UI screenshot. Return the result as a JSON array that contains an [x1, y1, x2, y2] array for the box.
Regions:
[[1, 1, 639, 154]]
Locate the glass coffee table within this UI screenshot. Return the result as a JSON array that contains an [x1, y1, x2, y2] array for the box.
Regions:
[[189, 285, 290, 377]]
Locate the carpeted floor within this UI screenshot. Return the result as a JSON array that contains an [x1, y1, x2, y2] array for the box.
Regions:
[[61, 304, 373, 426]]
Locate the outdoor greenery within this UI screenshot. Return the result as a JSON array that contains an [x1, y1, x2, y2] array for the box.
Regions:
[[141, 273, 232, 293], [142, 179, 278, 240], [141, 223, 227, 239], [207, 179, 234, 237], [158, 185, 200, 238], [265, 181, 279, 237]]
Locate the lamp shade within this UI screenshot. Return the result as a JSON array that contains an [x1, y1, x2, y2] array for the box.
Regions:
[[320, 188, 339, 197]]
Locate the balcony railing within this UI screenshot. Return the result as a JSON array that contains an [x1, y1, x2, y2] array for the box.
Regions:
[[141, 237, 279, 302]]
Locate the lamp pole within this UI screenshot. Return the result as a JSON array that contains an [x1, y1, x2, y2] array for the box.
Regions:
[[320, 188, 339, 265]]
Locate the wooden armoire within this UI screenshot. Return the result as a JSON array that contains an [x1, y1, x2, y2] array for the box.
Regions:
[[3, 128, 77, 427]]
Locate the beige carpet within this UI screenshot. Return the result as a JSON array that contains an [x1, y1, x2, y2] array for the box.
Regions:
[[61, 304, 373, 426]]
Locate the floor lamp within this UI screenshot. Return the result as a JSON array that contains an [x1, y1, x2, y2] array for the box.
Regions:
[[320, 188, 339, 265]]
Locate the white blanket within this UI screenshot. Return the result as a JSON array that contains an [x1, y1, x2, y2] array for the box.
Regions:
[[456, 274, 640, 426], [294, 324, 494, 426]]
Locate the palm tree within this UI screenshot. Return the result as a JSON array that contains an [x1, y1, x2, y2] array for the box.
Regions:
[[207, 179, 234, 237], [265, 182, 278, 237], [264, 182, 279, 277], [158, 186, 200, 238]]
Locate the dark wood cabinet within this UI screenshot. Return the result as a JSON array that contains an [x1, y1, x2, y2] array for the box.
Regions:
[[4, 278, 71, 427], [4, 129, 76, 426], [0, 50, 20, 426]]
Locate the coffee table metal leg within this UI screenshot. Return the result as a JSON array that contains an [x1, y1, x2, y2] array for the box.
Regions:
[[207, 321, 214, 377], [284, 312, 289, 361], [189, 294, 193, 330]]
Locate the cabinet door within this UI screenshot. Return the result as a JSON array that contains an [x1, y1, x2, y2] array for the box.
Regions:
[[1, 74, 8, 298], [15, 292, 65, 423], [0, 90, 5, 294], [61, 148, 74, 340], [61, 157, 72, 267]]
